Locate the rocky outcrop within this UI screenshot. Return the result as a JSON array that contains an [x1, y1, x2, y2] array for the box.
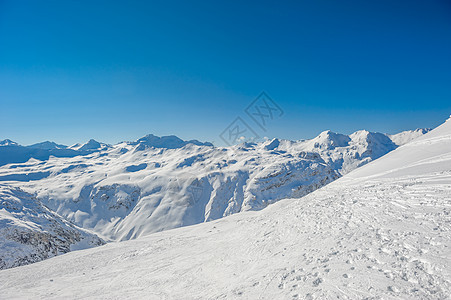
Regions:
[[0, 185, 104, 270]]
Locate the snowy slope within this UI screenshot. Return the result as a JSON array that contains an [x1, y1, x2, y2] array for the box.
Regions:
[[0, 119, 449, 299], [0, 129, 428, 242], [0, 185, 104, 270]]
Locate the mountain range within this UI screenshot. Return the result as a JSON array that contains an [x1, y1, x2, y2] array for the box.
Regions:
[[0, 119, 449, 299], [0, 127, 432, 269]]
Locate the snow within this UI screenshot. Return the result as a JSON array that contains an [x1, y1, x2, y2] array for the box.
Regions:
[[0, 129, 430, 243], [0, 185, 104, 269], [388, 128, 431, 146], [0, 119, 449, 299], [345, 118, 451, 180], [0, 139, 19, 147], [68, 139, 109, 151], [306, 130, 351, 150], [134, 134, 213, 149], [27, 141, 68, 150]]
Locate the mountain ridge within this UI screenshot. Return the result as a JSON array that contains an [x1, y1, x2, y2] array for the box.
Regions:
[[0, 126, 434, 269]]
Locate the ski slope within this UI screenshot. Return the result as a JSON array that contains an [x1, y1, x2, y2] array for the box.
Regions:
[[0, 119, 449, 299]]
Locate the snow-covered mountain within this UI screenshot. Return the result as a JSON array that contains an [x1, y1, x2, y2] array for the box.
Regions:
[[27, 141, 68, 150], [68, 139, 110, 151], [273, 129, 398, 175], [132, 134, 213, 149], [0, 138, 336, 242], [0, 140, 101, 167], [0, 185, 104, 270], [388, 128, 431, 146], [0, 128, 428, 244], [0, 135, 213, 167], [0, 139, 19, 147], [0, 119, 449, 299]]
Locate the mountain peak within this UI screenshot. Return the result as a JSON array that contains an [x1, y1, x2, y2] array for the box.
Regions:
[[0, 139, 19, 146], [311, 130, 351, 149], [387, 128, 432, 146], [134, 134, 212, 149], [350, 130, 395, 146], [69, 139, 108, 151], [27, 141, 67, 150], [263, 138, 280, 150]]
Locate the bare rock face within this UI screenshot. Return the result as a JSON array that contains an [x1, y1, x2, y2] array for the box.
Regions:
[[0, 185, 105, 270]]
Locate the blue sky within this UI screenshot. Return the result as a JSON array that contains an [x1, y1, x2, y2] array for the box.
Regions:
[[1, 0, 450, 146]]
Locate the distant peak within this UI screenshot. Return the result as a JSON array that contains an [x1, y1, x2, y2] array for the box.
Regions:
[[86, 139, 100, 145], [351, 129, 370, 135], [134, 134, 212, 149], [319, 130, 333, 135], [318, 130, 347, 138], [350, 130, 396, 148], [140, 134, 157, 139], [388, 128, 432, 146], [312, 130, 350, 149], [69, 139, 108, 151], [350, 130, 390, 140], [27, 141, 67, 150], [0, 139, 19, 146], [263, 138, 280, 150]]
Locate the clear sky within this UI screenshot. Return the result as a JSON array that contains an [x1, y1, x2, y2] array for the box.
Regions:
[[1, 0, 450, 146]]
